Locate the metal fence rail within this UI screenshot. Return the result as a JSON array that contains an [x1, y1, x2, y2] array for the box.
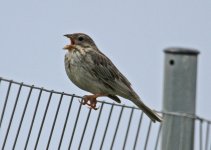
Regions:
[[0, 77, 211, 150]]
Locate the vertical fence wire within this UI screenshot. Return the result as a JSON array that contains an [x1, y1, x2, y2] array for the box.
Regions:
[[58, 95, 74, 150], [133, 111, 144, 149], [122, 107, 134, 149], [154, 124, 162, 150], [200, 120, 203, 150], [2, 83, 23, 150], [46, 92, 64, 150], [99, 104, 114, 149], [78, 108, 92, 149], [144, 121, 152, 150], [34, 91, 53, 149], [68, 102, 82, 149], [12, 85, 34, 149], [0, 81, 12, 127], [0, 77, 211, 150], [205, 122, 210, 150], [89, 103, 104, 150], [24, 88, 43, 150], [110, 105, 124, 149]]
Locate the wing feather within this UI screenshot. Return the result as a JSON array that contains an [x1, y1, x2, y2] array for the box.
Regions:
[[83, 50, 132, 91]]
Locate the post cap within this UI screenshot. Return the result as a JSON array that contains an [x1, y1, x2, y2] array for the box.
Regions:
[[164, 47, 200, 55]]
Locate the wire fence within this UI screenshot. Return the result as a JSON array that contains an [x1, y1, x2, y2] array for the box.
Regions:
[[0, 77, 210, 150]]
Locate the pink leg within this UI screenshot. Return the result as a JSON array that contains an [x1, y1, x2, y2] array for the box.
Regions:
[[80, 94, 106, 110]]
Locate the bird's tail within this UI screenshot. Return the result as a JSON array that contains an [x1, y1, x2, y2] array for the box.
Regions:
[[116, 85, 163, 122], [133, 99, 163, 122]]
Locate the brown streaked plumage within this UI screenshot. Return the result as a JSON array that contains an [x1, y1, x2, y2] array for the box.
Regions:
[[63, 33, 163, 122]]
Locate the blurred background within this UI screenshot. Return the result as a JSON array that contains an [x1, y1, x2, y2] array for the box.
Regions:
[[0, 0, 210, 120]]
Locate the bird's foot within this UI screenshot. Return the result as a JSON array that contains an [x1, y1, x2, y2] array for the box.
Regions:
[[80, 95, 99, 110]]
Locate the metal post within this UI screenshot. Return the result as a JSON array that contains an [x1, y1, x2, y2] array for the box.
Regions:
[[162, 47, 199, 150]]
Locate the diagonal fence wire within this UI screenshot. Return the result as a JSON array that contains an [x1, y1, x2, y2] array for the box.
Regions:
[[0, 77, 211, 150]]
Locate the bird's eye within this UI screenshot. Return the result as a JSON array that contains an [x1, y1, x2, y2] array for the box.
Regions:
[[78, 36, 84, 41]]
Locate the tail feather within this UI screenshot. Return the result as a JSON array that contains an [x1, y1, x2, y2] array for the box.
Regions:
[[133, 99, 163, 122], [114, 84, 163, 122], [107, 95, 121, 103]]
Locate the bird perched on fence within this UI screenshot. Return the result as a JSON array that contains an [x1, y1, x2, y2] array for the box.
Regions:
[[63, 33, 163, 122]]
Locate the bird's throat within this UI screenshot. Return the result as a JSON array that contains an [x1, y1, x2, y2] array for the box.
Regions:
[[63, 44, 76, 50]]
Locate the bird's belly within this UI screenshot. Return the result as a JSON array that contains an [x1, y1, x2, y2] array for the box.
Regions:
[[65, 52, 104, 94]]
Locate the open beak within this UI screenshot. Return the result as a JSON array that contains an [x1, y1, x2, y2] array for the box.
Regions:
[[63, 34, 75, 50]]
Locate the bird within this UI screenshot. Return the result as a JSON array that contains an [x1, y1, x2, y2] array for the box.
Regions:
[[63, 33, 163, 122]]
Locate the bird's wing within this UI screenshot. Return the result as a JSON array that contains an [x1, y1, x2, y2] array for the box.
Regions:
[[83, 50, 132, 91]]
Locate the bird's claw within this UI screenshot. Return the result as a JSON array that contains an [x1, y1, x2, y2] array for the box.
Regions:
[[79, 98, 87, 105], [88, 105, 99, 110], [78, 97, 98, 110]]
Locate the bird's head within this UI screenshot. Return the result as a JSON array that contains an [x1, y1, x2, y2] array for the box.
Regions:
[[63, 33, 97, 50]]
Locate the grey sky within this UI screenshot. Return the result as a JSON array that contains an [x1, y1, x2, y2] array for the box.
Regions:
[[0, 0, 210, 122]]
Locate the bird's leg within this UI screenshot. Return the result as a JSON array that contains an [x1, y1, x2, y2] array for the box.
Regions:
[[81, 95, 98, 110], [81, 94, 106, 110]]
